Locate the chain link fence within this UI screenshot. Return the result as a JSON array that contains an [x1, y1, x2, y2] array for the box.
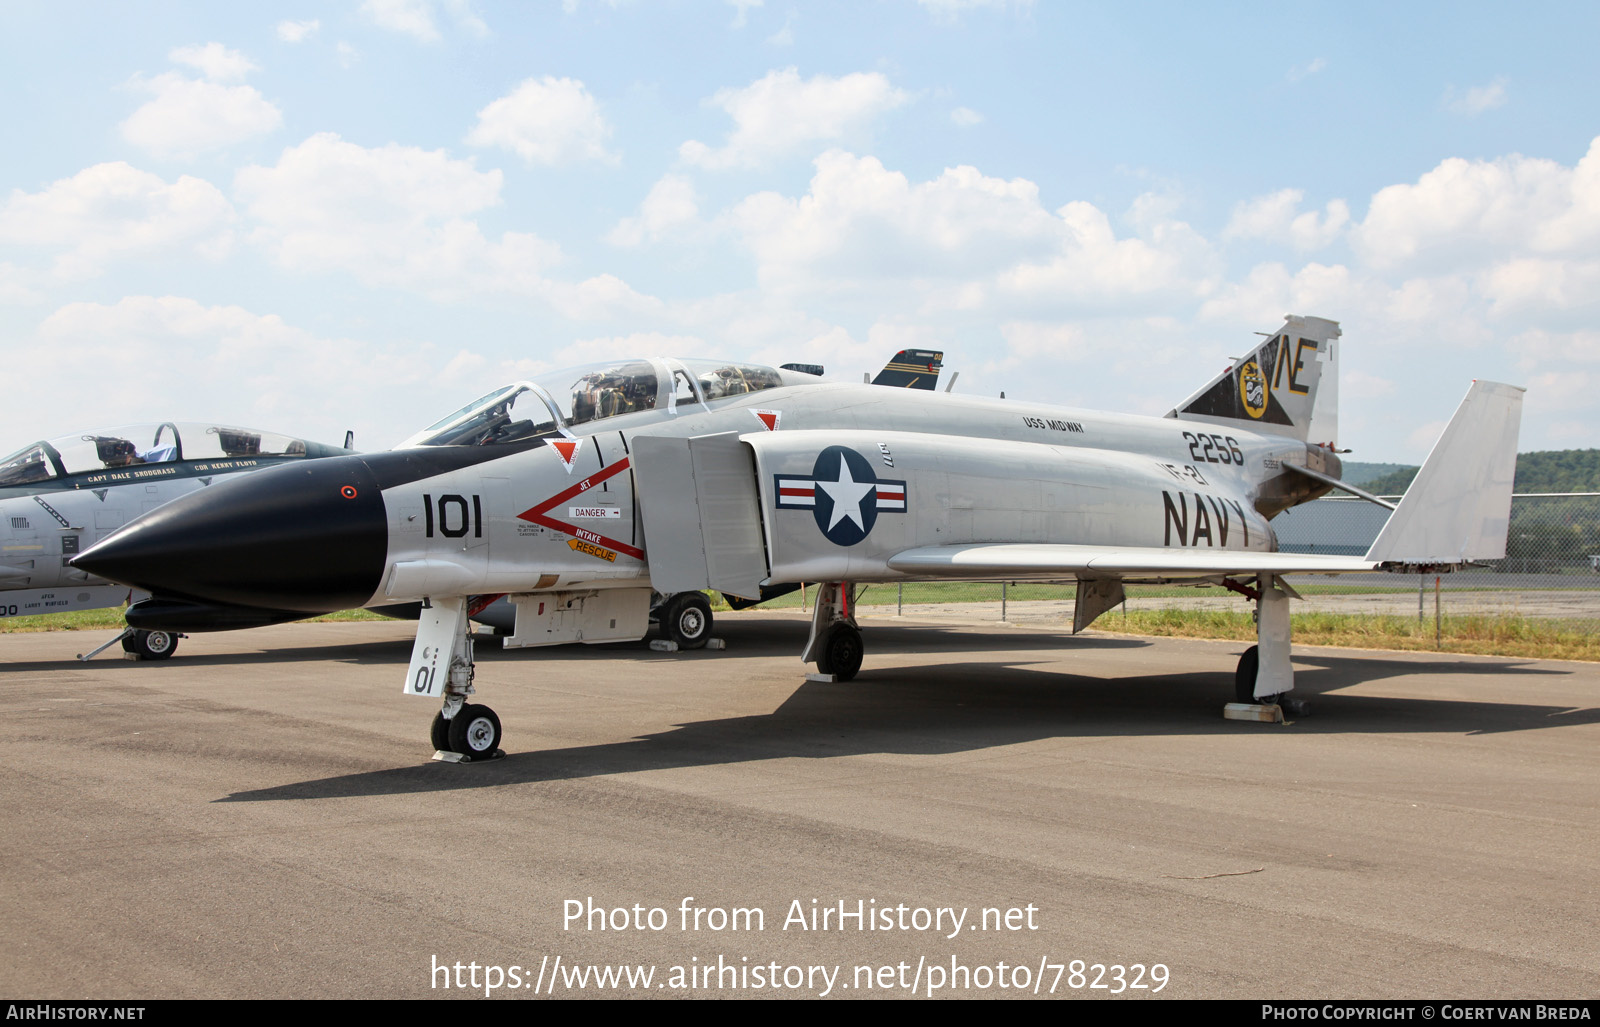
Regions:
[[776, 495, 1600, 635]]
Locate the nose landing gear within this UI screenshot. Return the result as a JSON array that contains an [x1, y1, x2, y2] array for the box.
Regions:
[[411, 596, 504, 762]]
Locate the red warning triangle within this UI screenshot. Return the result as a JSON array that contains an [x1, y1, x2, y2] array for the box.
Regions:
[[552, 439, 579, 468], [753, 409, 780, 431]]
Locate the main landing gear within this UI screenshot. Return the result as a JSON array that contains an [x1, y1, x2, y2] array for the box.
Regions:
[[1226, 574, 1307, 714], [802, 582, 864, 681], [1233, 645, 1261, 705], [654, 591, 713, 650]]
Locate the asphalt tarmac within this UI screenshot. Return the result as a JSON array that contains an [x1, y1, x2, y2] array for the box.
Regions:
[[3, 612, 1597, 1000]]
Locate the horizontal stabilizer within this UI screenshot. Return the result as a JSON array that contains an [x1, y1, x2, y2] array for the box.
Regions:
[[1285, 462, 1396, 510], [1364, 380, 1524, 565]]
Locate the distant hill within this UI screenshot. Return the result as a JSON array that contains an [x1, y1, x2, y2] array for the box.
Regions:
[[1355, 465, 1418, 496], [1349, 450, 1600, 497], [1340, 462, 1410, 487], [1329, 450, 1600, 569]]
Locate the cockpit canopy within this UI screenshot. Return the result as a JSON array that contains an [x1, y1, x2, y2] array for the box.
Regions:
[[0, 422, 343, 488], [398, 358, 795, 448]]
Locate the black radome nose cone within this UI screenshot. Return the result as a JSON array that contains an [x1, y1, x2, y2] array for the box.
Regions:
[[73, 456, 388, 614]]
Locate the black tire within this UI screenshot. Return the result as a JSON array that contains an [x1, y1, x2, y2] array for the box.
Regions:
[[817, 623, 863, 682], [1234, 645, 1260, 704], [122, 630, 179, 661], [660, 592, 712, 650], [447, 703, 502, 758], [430, 712, 451, 753]]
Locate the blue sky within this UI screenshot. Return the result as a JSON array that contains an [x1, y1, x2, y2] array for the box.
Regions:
[[3, 0, 1598, 458]]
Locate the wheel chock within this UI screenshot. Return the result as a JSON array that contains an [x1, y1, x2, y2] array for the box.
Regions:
[[1223, 702, 1284, 723], [431, 749, 505, 763]]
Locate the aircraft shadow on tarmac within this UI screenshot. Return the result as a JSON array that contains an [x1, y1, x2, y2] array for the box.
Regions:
[[219, 624, 1598, 803]]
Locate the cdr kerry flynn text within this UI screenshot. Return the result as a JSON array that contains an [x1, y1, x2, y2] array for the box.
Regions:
[[564, 897, 1040, 940]]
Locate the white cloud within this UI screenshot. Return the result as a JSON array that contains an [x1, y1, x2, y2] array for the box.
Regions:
[[1446, 76, 1508, 116], [120, 57, 282, 158], [1510, 328, 1600, 370], [360, 0, 487, 42], [23, 296, 447, 447], [1523, 370, 1598, 417], [680, 68, 910, 170], [950, 106, 983, 127], [1224, 188, 1350, 250], [361, 0, 440, 41], [546, 331, 709, 369], [767, 13, 795, 45], [730, 152, 1053, 287], [744, 323, 902, 382], [1352, 138, 1600, 271], [464, 77, 615, 165], [607, 174, 699, 246], [235, 133, 656, 319], [169, 42, 258, 83], [1287, 57, 1327, 82], [997, 198, 1217, 309], [1405, 418, 1450, 454], [277, 20, 321, 43], [727, 0, 763, 28], [237, 132, 518, 284], [916, 0, 1034, 23], [0, 263, 45, 305], [724, 150, 1215, 316], [995, 321, 1088, 369], [448, 0, 490, 37], [1196, 261, 1370, 327], [1480, 257, 1600, 317], [1342, 369, 1395, 398], [0, 162, 234, 278]]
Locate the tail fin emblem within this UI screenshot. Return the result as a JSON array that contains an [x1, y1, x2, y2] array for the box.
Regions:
[[1239, 360, 1268, 419]]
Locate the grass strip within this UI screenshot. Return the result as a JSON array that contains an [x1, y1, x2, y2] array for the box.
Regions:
[[1102, 609, 1600, 662]]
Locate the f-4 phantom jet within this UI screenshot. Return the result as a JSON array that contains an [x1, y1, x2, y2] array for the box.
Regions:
[[75, 322, 1523, 758], [0, 421, 352, 658], [376, 348, 944, 647]]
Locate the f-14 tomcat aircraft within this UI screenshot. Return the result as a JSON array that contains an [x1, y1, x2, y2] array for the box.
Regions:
[[0, 422, 352, 658], [75, 321, 1523, 758]]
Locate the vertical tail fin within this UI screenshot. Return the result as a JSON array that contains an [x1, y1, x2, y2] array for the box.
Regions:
[[1166, 315, 1340, 442], [871, 349, 944, 390]]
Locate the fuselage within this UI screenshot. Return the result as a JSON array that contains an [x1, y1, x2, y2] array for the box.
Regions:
[[378, 384, 1327, 601], [74, 370, 1337, 619]]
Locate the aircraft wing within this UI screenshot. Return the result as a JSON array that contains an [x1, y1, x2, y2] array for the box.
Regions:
[[886, 543, 1376, 582]]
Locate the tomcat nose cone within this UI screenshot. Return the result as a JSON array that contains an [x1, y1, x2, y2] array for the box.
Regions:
[[73, 456, 389, 614]]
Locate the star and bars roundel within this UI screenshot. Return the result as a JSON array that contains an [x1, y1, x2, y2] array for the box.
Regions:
[[774, 445, 907, 546]]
